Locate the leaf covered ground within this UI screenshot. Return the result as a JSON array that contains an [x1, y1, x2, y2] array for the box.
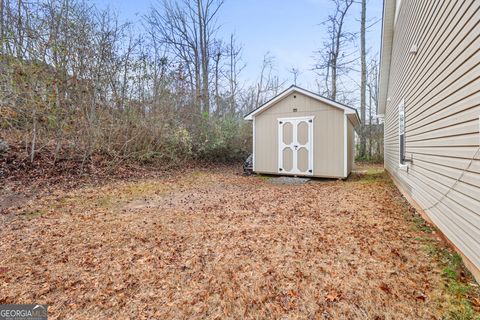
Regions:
[[1, 166, 479, 319]]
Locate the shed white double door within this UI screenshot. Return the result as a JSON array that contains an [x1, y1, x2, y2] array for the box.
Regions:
[[277, 116, 314, 175]]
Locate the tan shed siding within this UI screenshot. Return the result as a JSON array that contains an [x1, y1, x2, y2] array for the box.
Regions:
[[254, 92, 345, 178], [384, 0, 480, 271]]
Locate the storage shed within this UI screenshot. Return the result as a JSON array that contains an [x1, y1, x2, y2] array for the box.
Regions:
[[244, 85, 360, 179]]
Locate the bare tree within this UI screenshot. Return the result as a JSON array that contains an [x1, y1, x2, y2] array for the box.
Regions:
[[313, 0, 355, 101], [289, 66, 301, 86], [0, 0, 4, 55], [366, 57, 382, 160], [0, 0, 257, 169], [146, 0, 224, 114], [212, 39, 222, 114], [359, 0, 367, 158], [224, 33, 245, 115], [254, 52, 285, 108]]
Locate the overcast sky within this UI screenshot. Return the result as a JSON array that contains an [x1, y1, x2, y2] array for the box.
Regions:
[[92, 0, 383, 92]]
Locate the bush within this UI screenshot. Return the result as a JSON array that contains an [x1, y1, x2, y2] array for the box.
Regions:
[[0, 57, 252, 167], [194, 115, 251, 162]]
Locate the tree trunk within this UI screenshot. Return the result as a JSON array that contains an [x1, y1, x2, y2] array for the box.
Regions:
[[214, 51, 220, 116], [368, 83, 373, 158], [0, 0, 4, 55], [359, 0, 367, 159], [17, 0, 23, 59], [30, 108, 36, 163], [331, 53, 337, 100], [198, 0, 209, 114]]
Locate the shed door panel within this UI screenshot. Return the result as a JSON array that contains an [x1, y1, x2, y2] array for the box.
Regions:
[[297, 147, 309, 172], [278, 117, 313, 175], [283, 147, 293, 172]]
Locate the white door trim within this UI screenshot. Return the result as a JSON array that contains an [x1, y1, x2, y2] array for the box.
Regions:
[[278, 116, 314, 176]]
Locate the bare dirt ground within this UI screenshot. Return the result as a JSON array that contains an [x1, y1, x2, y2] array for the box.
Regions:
[[1, 166, 479, 319]]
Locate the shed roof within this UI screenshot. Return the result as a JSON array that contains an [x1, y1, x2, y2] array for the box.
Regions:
[[243, 85, 361, 127]]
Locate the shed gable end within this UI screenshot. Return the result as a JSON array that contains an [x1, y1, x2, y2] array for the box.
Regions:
[[258, 91, 340, 118]]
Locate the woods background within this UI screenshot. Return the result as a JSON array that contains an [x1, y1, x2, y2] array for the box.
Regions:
[[0, 0, 383, 175]]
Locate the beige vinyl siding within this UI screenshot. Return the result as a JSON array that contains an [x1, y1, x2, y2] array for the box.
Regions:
[[383, 0, 480, 273], [254, 92, 345, 178]]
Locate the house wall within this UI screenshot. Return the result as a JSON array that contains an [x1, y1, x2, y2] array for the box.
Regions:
[[382, 0, 480, 278], [254, 92, 346, 178]]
